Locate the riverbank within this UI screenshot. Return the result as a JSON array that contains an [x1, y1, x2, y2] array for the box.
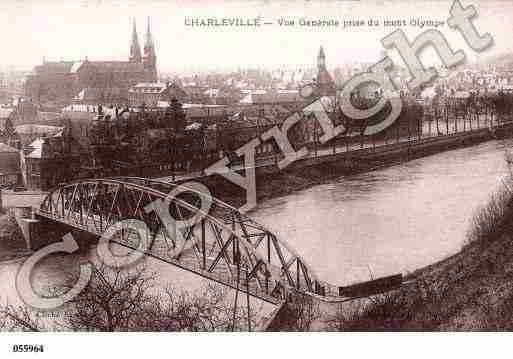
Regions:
[[336, 181, 513, 331], [198, 122, 513, 211]]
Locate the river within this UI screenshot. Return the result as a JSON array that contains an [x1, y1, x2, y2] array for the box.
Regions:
[[251, 139, 512, 285]]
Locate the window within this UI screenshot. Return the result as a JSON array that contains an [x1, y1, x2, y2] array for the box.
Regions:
[[31, 161, 41, 175]]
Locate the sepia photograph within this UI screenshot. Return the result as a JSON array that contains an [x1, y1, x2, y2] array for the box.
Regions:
[[0, 0, 513, 356]]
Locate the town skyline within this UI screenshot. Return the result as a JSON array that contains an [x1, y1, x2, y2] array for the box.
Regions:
[[1, 0, 512, 74]]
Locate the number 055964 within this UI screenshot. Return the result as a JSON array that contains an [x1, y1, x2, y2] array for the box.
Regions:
[[12, 344, 44, 353]]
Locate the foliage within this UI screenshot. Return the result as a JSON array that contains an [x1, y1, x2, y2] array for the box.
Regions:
[[0, 264, 256, 332]]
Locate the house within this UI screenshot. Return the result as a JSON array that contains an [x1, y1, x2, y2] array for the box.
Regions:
[[239, 90, 303, 105], [15, 124, 63, 146], [128, 83, 172, 107], [183, 85, 209, 104], [23, 135, 76, 191], [0, 108, 17, 129], [167, 82, 189, 102], [73, 87, 128, 105], [203, 87, 242, 105], [23, 138, 44, 190], [0, 143, 20, 187]]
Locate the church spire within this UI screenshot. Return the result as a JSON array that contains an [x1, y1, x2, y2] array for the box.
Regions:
[[129, 18, 142, 63], [143, 16, 157, 81], [316, 46, 335, 96], [144, 17, 155, 55], [318, 46, 326, 70]]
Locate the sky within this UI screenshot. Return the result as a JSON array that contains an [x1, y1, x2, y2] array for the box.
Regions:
[[0, 0, 512, 73]]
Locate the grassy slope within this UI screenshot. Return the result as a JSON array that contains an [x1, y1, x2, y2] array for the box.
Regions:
[[340, 185, 513, 331], [0, 212, 31, 262]]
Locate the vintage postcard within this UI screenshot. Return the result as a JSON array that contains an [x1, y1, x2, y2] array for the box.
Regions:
[[0, 0, 512, 356]]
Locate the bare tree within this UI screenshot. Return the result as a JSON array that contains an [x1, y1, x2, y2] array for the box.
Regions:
[[0, 303, 43, 332], [64, 264, 157, 331], [268, 293, 320, 331], [145, 284, 255, 331], [326, 300, 366, 331], [0, 263, 258, 332]]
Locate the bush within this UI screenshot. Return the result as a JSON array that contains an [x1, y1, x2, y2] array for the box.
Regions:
[[467, 183, 513, 246]]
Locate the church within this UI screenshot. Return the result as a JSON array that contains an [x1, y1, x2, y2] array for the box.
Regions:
[[315, 46, 336, 96], [24, 18, 158, 110]]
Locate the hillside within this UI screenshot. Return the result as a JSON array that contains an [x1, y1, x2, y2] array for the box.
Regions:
[[0, 212, 30, 262], [338, 184, 513, 330]]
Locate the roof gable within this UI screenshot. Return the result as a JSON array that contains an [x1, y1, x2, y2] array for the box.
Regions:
[[82, 61, 145, 73], [34, 61, 75, 75]]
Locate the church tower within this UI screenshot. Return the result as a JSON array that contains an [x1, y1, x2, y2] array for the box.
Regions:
[[318, 46, 326, 71], [143, 17, 157, 81], [129, 18, 142, 63], [316, 46, 335, 96]]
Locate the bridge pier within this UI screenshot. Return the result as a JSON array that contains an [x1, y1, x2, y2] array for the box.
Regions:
[[11, 207, 85, 251], [11, 207, 42, 251]]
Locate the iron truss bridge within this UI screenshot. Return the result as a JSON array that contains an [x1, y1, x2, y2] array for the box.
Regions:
[[37, 176, 404, 309], [36, 177, 352, 305]]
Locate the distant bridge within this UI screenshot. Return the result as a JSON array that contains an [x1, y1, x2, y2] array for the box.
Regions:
[[35, 177, 348, 306]]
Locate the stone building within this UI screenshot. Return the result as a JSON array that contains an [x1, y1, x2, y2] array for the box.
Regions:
[[128, 82, 190, 107], [23, 131, 79, 191], [129, 83, 170, 107], [25, 18, 158, 109], [315, 46, 336, 96]]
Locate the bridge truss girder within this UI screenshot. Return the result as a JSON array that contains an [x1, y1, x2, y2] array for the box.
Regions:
[[38, 177, 331, 305]]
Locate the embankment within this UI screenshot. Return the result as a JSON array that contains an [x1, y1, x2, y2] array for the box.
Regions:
[[198, 122, 513, 209], [0, 212, 31, 262], [334, 182, 513, 331]]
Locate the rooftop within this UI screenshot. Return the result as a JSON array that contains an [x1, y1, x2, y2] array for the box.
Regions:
[[0, 143, 18, 153], [34, 60, 146, 76], [26, 138, 44, 159], [129, 82, 168, 94], [0, 108, 15, 119], [239, 90, 302, 104], [15, 124, 63, 136]]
